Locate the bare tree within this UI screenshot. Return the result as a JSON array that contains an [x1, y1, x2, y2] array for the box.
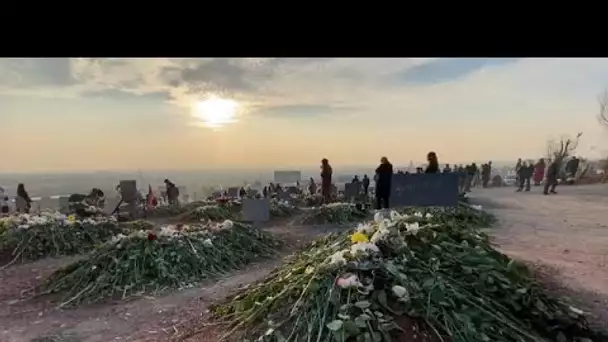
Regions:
[[599, 89, 608, 130], [546, 132, 583, 163]]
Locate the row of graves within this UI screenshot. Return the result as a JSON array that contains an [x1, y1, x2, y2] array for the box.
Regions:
[[0, 169, 599, 342]]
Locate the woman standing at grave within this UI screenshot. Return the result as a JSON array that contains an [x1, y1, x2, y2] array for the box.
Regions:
[[16, 183, 32, 213], [375, 156, 393, 209], [425, 152, 439, 173], [164, 179, 179, 205], [320, 158, 333, 203]]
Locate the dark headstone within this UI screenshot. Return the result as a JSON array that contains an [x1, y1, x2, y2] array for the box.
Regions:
[[119, 180, 137, 203], [242, 198, 270, 223], [227, 187, 239, 198], [344, 183, 361, 202], [390, 173, 461, 207]]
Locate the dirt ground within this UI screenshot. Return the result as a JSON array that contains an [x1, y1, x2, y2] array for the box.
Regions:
[[0, 217, 351, 342], [469, 183, 608, 333], [3, 186, 608, 342]]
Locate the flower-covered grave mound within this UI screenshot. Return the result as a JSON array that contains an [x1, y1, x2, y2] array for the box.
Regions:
[[211, 206, 597, 342], [0, 211, 123, 267], [36, 219, 281, 307], [299, 203, 369, 225]]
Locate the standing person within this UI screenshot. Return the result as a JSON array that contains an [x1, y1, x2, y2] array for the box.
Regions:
[[164, 179, 179, 205], [425, 152, 439, 173], [442, 164, 451, 173], [481, 163, 491, 188], [0, 187, 9, 217], [375, 156, 393, 209], [516, 161, 528, 192], [308, 177, 317, 195], [362, 174, 370, 197], [16, 183, 32, 213], [533, 158, 546, 186], [544, 159, 560, 195], [515, 158, 522, 184], [320, 158, 333, 203], [465, 164, 477, 192]]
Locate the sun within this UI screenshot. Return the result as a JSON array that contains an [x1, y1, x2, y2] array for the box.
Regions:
[[192, 96, 239, 128]]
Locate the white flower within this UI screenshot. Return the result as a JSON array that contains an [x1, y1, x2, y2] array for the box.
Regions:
[[373, 211, 383, 223], [471, 204, 483, 211], [370, 226, 389, 244], [159, 225, 179, 237], [413, 212, 423, 218], [390, 211, 403, 221], [356, 223, 375, 235], [350, 243, 380, 255], [405, 222, 421, 234], [392, 285, 409, 301], [111, 233, 127, 243], [327, 250, 348, 266], [425, 213, 433, 219], [202, 238, 214, 247], [17, 224, 30, 230], [221, 220, 234, 230], [336, 274, 363, 288]]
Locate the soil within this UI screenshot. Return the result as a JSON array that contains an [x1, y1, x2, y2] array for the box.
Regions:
[[2, 184, 608, 342], [469, 183, 608, 333], [0, 216, 352, 342]]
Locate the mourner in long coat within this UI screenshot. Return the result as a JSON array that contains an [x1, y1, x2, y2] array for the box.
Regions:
[[375, 156, 393, 209], [320, 158, 333, 203], [544, 160, 560, 195]]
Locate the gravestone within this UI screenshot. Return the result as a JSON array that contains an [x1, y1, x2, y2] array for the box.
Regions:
[[344, 183, 361, 202], [227, 187, 239, 198], [242, 198, 270, 224], [119, 180, 137, 219], [119, 180, 138, 203], [390, 173, 460, 207], [58, 196, 70, 214]]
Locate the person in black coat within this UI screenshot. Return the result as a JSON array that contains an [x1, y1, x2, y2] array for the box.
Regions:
[[425, 152, 439, 173], [375, 156, 393, 209], [544, 160, 560, 195]]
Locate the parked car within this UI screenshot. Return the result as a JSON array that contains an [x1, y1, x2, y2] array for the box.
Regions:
[[503, 174, 518, 187]]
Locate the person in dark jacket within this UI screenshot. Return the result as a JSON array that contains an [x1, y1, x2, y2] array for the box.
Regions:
[[425, 152, 439, 173], [375, 156, 393, 209], [442, 164, 451, 173], [481, 163, 491, 188], [164, 179, 179, 205], [16, 183, 32, 213], [544, 160, 560, 195], [320, 158, 333, 203], [362, 175, 370, 197], [517, 161, 534, 192]]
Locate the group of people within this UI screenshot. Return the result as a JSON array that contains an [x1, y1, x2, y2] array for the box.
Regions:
[[316, 152, 442, 210], [514, 156, 580, 195], [0, 184, 33, 216]]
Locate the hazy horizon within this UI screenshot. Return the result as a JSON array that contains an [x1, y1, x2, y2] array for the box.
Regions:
[[3, 58, 608, 174]]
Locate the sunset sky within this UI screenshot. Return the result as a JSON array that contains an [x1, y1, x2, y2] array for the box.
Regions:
[[2, 58, 608, 173]]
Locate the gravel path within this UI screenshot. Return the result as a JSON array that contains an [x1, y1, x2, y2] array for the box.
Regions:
[[469, 184, 608, 333]]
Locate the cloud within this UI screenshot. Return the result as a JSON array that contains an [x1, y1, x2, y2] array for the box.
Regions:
[[391, 58, 519, 86]]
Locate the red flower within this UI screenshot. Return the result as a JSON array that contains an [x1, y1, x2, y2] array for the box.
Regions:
[[147, 233, 157, 241]]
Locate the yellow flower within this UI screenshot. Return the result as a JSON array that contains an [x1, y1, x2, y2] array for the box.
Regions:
[[350, 232, 369, 244], [67, 215, 76, 222]]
